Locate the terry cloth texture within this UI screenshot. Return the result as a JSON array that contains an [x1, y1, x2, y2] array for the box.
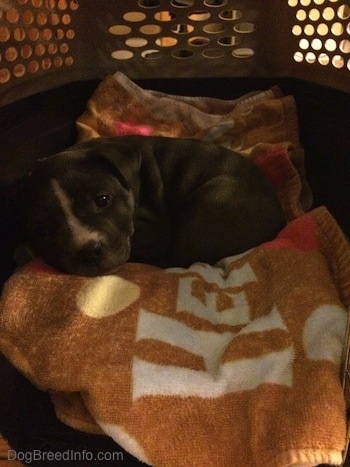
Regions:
[[1, 207, 350, 467], [76, 72, 313, 219]]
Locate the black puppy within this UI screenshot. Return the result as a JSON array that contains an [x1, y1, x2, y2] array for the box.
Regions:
[[20, 136, 285, 276]]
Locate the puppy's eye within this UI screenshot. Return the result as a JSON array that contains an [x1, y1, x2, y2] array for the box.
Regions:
[[94, 193, 112, 210]]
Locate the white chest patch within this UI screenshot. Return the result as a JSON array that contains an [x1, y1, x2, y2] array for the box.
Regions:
[[51, 179, 106, 247]]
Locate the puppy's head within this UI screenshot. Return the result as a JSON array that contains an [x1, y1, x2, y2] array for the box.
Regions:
[[21, 138, 141, 276]]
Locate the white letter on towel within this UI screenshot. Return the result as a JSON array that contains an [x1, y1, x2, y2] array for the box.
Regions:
[[133, 309, 293, 400], [132, 347, 294, 400]]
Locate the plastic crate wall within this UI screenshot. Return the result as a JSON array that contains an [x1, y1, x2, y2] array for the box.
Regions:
[[0, 0, 349, 106]]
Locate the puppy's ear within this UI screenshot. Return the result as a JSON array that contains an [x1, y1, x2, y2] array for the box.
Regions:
[[88, 142, 142, 190]]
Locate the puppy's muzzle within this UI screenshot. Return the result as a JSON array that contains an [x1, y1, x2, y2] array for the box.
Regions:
[[76, 241, 103, 266], [72, 239, 131, 275]]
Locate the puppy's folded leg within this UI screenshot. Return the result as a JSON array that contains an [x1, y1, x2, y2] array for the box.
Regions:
[[172, 175, 285, 267], [130, 206, 171, 267]]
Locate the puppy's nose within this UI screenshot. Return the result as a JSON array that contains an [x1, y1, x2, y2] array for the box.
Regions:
[[78, 241, 103, 265]]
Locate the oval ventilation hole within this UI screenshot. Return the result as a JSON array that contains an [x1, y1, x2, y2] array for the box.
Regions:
[[27, 59, 40, 73], [62, 13, 71, 24], [155, 37, 178, 47], [294, 51, 304, 62], [58, 0, 68, 9], [154, 11, 177, 21], [22, 9, 34, 24], [188, 11, 211, 21], [340, 39, 350, 54], [232, 48, 255, 58], [41, 58, 52, 70], [123, 12, 146, 22], [14, 27, 26, 41], [125, 37, 148, 47], [54, 28, 65, 40], [70, 1, 79, 11], [140, 24, 162, 35], [322, 7, 335, 20], [218, 35, 239, 46], [338, 4, 350, 20], [6, 8, 20, 23], [65, 56, 74, 65], [21, 44, 32, 58], [35, 43, 46, 55], [299, 38, 309, 50], [202, 48, 225, 58], [311, 38, 322, 50], [109, 25, 132, 35], [53, 56, 63, 67], [66, 28, 75, 39], [331, 22, 344, 35], [305, 51, 316, 63], [0, 26, 11, 42], [324, 38, 337, 51], [111, 50, 134, 60], [141, 49, 162, 59], [171, 0, 194, 7], [332, 55, 344, 68], [188, 36, 210, 46], [39, 12, 50, 25], [138, 0, 161, 7], [296, 9, 307, 21], [50, 13, 60, 25], [60, 43, 70, 55], [316, 23, 329, 35], [219, 9, 242, 21], [304, 24, 315, 35], [14, 63, 26, 77], [42, 27, 53, 40], [48, 43, 58, 54], [203, 23, 225, 34], [204, 0, 228, 6], [309, 8, 321, 21], [0, 68, 11, 83], [172, 49, 194, 58], [5, 46, 18, 62], [233, 22, 256, 33], [318, 53, 330, 65], [292, 25, 302, 36], [29, 28, 40, 41], [172, 23, 194, 33]]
